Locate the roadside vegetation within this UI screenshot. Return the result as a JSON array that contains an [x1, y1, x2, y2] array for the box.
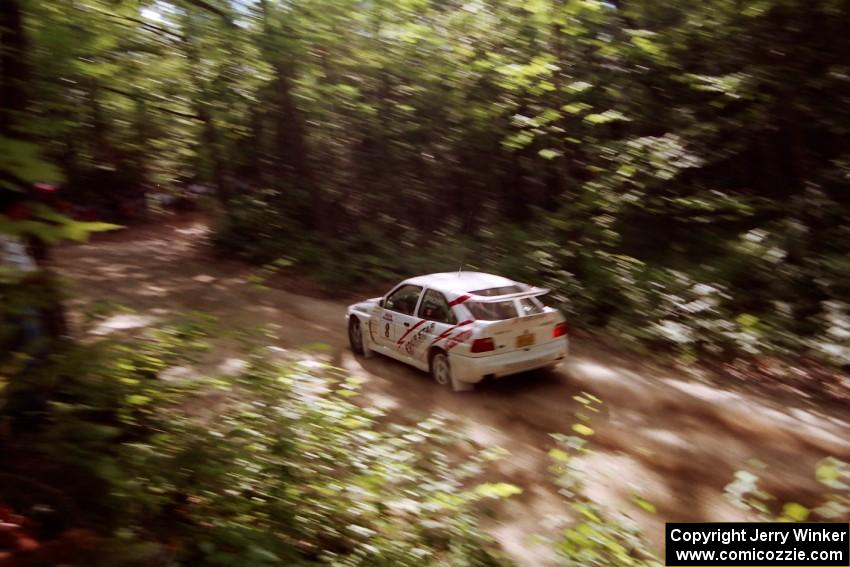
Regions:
[[2, 313, 846, 564], [8, 0, 847, 364], [0, 314, 664, 565]]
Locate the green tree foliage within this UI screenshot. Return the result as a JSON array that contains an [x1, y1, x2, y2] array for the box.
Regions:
[[5, 3, 849, 561], [8, 0, 850, 361]]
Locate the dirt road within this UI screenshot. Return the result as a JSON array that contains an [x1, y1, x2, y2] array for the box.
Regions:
[[54, 218, 850, 564]]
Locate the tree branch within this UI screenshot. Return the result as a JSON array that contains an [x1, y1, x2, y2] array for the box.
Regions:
[[179, 0, 234, 26], [101, 86, 201, 120]]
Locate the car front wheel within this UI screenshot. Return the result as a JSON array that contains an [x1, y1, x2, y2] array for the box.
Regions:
[[348, 317, 365, 355]]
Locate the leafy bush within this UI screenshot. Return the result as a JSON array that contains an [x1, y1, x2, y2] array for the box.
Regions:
[[1, 317, 516, 565], [12, 313, 840, 567], [213, 195, 850, 367], [725, 458, 850, 522], [545, 394, 661, 567]]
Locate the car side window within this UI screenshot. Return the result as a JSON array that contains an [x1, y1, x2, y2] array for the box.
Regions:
[[418, 289, 455, 324], [384, 284, 422, 316]]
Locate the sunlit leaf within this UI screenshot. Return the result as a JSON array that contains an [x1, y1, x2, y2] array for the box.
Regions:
[[473, 482, 523, 498], [572, 424, 594, 436], [632, 495, 657, 514]]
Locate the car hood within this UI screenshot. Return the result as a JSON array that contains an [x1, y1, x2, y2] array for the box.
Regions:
[[348, 297, 381, 313]]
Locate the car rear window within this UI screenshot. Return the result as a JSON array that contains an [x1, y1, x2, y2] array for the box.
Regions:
[[518, 297, 545, 316], [469, 285, 522, 297], [466, 300, 517, 321]]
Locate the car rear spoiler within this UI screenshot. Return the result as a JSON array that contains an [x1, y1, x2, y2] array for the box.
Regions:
[[466, 287, 550, 303]]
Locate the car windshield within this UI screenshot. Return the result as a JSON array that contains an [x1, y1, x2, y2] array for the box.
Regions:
[[466, 300, 517, 321]]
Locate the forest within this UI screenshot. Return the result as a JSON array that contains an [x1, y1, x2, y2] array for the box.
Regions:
[[2, 0, 850, 565], [5, 0, 850, 361]]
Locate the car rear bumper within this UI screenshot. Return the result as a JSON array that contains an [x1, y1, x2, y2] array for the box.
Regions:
[[450, 338, 569, 384]]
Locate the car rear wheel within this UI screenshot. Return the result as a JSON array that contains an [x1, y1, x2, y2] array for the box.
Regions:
[[430, 352, 452, 387], [348, 317, 365, 355]]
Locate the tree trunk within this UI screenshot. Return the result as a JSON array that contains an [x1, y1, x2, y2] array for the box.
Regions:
[[0, 0, 28, 136], [181, 12, 231, 213]]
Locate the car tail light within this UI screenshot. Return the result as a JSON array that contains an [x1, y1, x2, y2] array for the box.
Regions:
[[552, 322, 568, 338], [470, 338, 495, 353]]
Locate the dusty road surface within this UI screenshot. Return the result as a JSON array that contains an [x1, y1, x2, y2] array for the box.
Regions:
[[55, 217, 850, 565]]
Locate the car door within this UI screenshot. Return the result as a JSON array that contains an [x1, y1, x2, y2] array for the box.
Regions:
[[406, 288, 457, 363], [374, 284, 423, 353]]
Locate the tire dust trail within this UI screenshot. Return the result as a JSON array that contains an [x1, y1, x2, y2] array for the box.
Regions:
[[54, 218, 850, 566]]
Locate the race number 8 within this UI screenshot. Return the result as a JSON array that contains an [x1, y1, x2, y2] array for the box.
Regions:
[[384, 323, 390, 338]]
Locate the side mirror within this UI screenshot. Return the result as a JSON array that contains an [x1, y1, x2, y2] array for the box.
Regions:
[[378, 298, 384, 307]]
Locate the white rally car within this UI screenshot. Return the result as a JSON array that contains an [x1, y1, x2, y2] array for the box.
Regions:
[[346, 272, 569, 391]]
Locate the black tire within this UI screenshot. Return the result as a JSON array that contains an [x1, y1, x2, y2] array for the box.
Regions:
[[348, 317, 365, 355]]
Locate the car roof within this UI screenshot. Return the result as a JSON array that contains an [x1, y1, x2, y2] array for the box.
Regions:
[[403, 271, 518, 294]]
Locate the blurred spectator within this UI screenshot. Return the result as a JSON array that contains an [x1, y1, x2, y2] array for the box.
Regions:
[[0, 188, 68, 358]]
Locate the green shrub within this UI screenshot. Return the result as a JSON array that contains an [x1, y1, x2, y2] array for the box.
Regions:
[[212, 189, 850, 365], [546, 394, 661, 567], [725, 458, 850, 522], [1, 317, 516, 566]]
